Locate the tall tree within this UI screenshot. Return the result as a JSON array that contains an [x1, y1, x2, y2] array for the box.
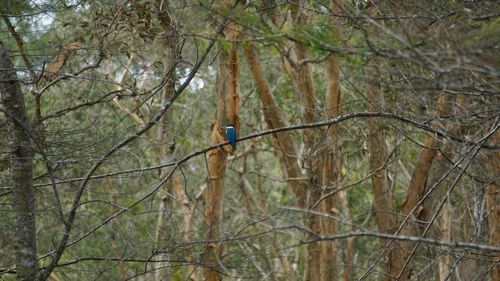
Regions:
[[0, 40, 37, 281], [320, 1, 344, 279], [365, 61, 406, 280], [485, 130, 500, 281], [289, 2, 324, 280], [204, 3, 241, 280], [153, 0, 182, 279]]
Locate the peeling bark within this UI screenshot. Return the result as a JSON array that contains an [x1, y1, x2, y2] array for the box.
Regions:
[[42, 41, 80, 81], [204, 13, 240, 280]]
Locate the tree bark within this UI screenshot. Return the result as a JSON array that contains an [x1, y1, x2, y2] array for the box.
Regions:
[[401, 94, 451, 218], [320, 2, 343, 278], [413, 95, 462, 280], [399, 93, 453, 279], [173, 176, 198, 281], [289, 3, 323, 280], [245, 43, 306, 280], [106, 179, 127, 281], [485, 130, 500, 281], [437, 199, 452, 281], [0, 40, 37, 281], [366, 63, 405, 280], [152, 2, 181, 280], [204, 15, 240, 280], [243, 44, 307, 208]]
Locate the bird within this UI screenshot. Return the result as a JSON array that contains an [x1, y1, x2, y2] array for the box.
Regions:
[[225, 124, 237, 150]]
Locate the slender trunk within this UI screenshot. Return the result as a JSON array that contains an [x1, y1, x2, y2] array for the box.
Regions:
[[320, 2, 343, 278], [417, 95, 463, 280], [204, 126, 226, 281], [401, 94, 451, 217], [153, 2, 181, 279], [204, 18, 240, 280], [238, 156, 278, 281], [252, 151, 297, 281], [454, 195, 476, 281], [366, 63, 405, 280], [399, 93, 453, 279], [0, 40, 37, 281], [245, 43, 309, 280], [484, 130, 500, 281], [421, 148, 455, 280], [438, 199, 452, 281], [339, 190, 354, 281], [106, 179, 127, 280], [243, 44, 307, 207], [290, 3, 323, 280], [173, 176, 198, 281]]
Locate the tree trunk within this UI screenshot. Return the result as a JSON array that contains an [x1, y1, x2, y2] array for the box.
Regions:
[[421, 149, 455, 280], [415, 95, 462, 280], [173, 176, 198, 281], [366, 63, 405, 280], [485, 130, 500, 281], [289, 3, 323, 280], [438, 199, 452, 281], [399, 93, 453, 279], [244, 43, 306, 280], [106, 179, 127, 281], [401, 94, 451, 218], [204, 19, 240, 281], [339, 190, 354, 281], [320, 2, 343, 278], [153, 2, 181, 280], [0, 40, 37, 281], [243, 44, 307, 207]]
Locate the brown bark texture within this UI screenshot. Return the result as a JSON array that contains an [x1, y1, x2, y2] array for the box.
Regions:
[[290, 3, 324, 280], [398, 93, 454, 279], [320, 2, 343, 278], [366, 63, 405, 280], [173, 175, 197, 281], [0, 40, 37, 281], [401, 94, 452, 218], [42, 41, 80, 81], [244, 44, 304, 280], [412, 95, 462, 280], [243, 44, 307, 207], [437, 200, 452, 281], [203, 17, 240, 281]]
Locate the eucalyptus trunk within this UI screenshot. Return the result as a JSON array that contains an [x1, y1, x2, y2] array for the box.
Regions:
[[204, 12, 240, 280], [366, 62, 405, 280], [153, 1, 181, 280]]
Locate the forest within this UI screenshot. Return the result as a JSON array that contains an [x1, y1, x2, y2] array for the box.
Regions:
[[0, 0, 499, 280]]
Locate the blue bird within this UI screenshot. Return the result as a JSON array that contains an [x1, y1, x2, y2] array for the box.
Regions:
[[225, 124, 237, 149]]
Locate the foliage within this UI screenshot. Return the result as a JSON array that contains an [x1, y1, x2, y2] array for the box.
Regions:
[[0, 1, 498, 280]]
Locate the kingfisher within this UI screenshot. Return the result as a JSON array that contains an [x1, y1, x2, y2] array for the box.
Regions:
[[225, 124, 237, 150]]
